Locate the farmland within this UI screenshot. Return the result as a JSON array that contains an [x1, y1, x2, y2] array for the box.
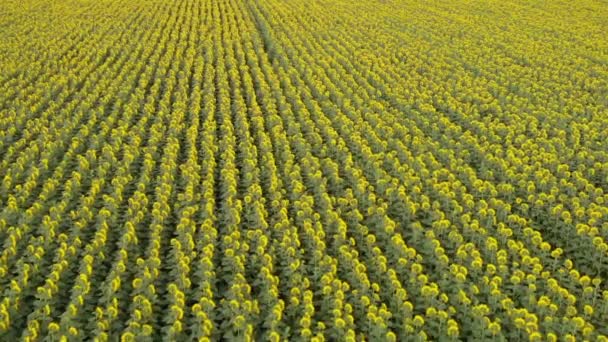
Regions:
[[1, 0, 608, 340]]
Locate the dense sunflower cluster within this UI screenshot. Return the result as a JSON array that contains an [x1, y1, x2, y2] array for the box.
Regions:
[[1, 0, 607, 340]]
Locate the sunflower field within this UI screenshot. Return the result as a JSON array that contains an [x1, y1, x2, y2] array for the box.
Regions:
[[1, 0, 608, 340]]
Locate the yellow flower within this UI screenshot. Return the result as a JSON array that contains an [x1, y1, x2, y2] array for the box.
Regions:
[[268, 331, 280, 342], [566, 306, 578, 317], [550, 248, 563, 258], [488, 322, 501, 335], [301, 328, 312, 337], [583, 326, 594, 337], [514, 318, 526, 329], [121, 332, 135, 342], [572, 316, 585, 329], [529, 332, 542, 341], [413, 315, 425, 327], [447, 325, 459, 337], [142, 324, 153, 336]]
